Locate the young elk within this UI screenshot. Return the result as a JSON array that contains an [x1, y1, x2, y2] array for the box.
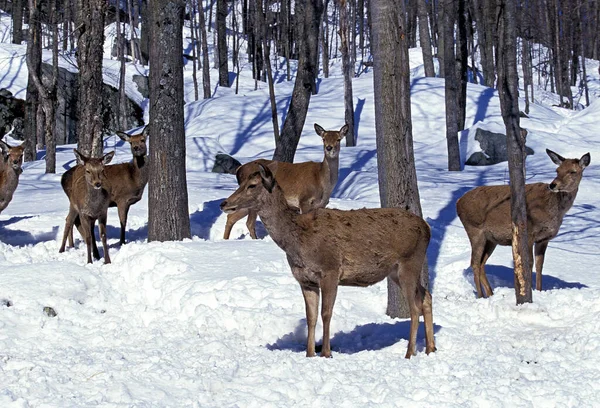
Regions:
[[0, 140, 25, 213], [59, 150, 115, 264], [220, 163, 435, 359], [456, 149, 591, 298], [62, 127, 149, 246], [223, 123, 348, 240]]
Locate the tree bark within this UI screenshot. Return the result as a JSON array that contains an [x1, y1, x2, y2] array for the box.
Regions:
[[272, 0, 324, 163], [442, 0, 461, 171], [197, 0, 212, 99], [75, 0, 107, 158], [371, 0, 427, 319], [497, 0, 532, 305], [338, 0, 355, 146], [217, 0, 229, 86], [12, 0, 23, 44], [148, 0, 191, 242], [417, 0, 435, 77]]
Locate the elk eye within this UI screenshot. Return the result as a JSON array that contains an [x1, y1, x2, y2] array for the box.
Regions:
[[247, 184, 257, 189], [570, 171, 577, 175]]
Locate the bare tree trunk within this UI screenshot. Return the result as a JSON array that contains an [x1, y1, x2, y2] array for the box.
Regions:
[[371, 0, 427, 319], [217, 0, 229, 86], [198, 1, 212, 99], [140, 0, 150, 65], [321, 0, 330, 78], [442, 0, 461, 171], [190, 0, 199, 101], [148, 0, 191, 242], [273, 0, 324, 163], [75, 0, 107, 157], [497, 0, 532, 305], [12, 0, 23, 44], [418, 0, 435, 77], [456, 0, 468, 131], [338, 0, 355, 146], [258, 0, 279, 142]]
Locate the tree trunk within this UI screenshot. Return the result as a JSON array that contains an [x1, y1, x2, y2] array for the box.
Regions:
[[140, 0, 150, 65], [217, 0, 229, 86], [338, 0, 355, 146], [148, 0, 191, 242], [497, 0, 532, 305], [12, 0, 23, 44], [23, 3, 41, 163], [75, 0, 107, 158], [272, 0, 324, 163], [198, 1, 212, 99], [417, 0, 435, 77], [456, 0, 468, 131], [258, 0, 279, 142], [371, 0, 427, 319], [442, 0, 461, 171]]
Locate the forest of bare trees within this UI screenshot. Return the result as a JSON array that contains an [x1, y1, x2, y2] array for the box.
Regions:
[[2, 0, 599, 301]]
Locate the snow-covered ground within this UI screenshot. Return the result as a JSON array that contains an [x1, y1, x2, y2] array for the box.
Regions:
[[1, 11, 600, 407]]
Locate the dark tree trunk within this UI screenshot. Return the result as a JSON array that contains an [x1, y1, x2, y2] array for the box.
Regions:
[[198, 0, 212, 99], [148, 0, 191, 242], [190, 0, 199, 101], [456, 0, 468, 131], [12, 0, 23, 44], [338, 0, 355, 146], [23, 4, 41, 163], [418, 0, 435, 77], [497, 0, 532, 305], [258, 0, 279, 142], [140, 0, 150, 65], [442, 0, 461, 171], [217, 0, 229, 86], [75, 0, 107, 158], [321, 0, 330, 78], [272, 0, 324, 163], [371, 0, 427, 319]]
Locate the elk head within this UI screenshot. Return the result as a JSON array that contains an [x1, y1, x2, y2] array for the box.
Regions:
[[116, 126, 149, 158], [314, 123, 348, 159], [74, 149, 115, 190], [221, 163, 276, 213], [546, 149, 590, 193], [0, 140, 25, 173]]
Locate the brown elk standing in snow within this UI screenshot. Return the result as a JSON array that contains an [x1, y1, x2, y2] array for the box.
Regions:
[[223, 123, 347, 239], [221, 162, 436, 359], [0, 140, 25, 213], [456, 149, 591, 297]]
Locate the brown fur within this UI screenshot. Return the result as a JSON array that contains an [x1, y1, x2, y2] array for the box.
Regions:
[[456, 149, 591, 297], [62, 127, 149, 246], [0, 140, 25, 213], [220, 163, 436, 359], [59, 150, 115, 264], [223, 123, 347, 239]]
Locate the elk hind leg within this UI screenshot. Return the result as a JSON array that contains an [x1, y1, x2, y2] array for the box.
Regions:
[[534, 241, 549, 291], [319, 272, 339, 358], [223, 209, 249, 240], [300, 281, 320, 357]]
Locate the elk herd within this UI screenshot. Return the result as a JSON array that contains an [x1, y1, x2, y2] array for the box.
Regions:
[[0, 123, 591, 359]]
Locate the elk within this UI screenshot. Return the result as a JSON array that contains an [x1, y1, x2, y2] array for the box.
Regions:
[[456, 149, 591, 298], [59, 150, 115, 264], [223, 123, 347, 240], [0, 139, 25, 213], [62, 127, 149, 246], [220, 162, 436, 359]]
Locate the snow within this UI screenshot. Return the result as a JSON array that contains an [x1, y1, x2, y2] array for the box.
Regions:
[[2, 10, 600, 407]]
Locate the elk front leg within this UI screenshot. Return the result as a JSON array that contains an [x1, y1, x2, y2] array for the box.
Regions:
[[534, 241, 549, 291], [223, 209, 248, 240], [59, 207, 77, 253], [319, 272, 339, 358], [98, 213, 111, 264], [117, 203, 130, 245], [300, 282, 320, 357]]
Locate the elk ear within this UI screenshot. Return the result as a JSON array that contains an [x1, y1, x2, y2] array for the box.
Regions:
[[103, 151, 115, 165], [116, 131, 131, 143], [314, 123, 325, 137], [339, 124, 349, 139], [579, 153, 591, 169], [0, 139, 10, 153], [258, 163, 276, 193], [74, 149, 87, 165], [142, 125, 150, 137], [546, 149, 565, 166]]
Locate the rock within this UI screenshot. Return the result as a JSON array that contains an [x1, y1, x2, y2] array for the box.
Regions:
[[0, 89, 25, 138], [465, 128, 534, 166], [1, 298, 13, 307], [212, 153, 242, 174], [43, 306, 57, 317], [132, 74, 150, 99]]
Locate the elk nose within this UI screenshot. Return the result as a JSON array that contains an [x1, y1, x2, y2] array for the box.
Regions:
[[220, 201, 228, 210], [549, 182, 557, 190], [326, 146, 333, 151], [13, 160, 18, 164], [95, 182, 102, 188]]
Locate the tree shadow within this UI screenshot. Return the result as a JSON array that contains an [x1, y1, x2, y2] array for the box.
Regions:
[[353, 97, 366, 145], [462, 264, 588, 295], [0, 216, 59, 246], [472, 87, 496, 126], [266, 318, 441, 355]]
